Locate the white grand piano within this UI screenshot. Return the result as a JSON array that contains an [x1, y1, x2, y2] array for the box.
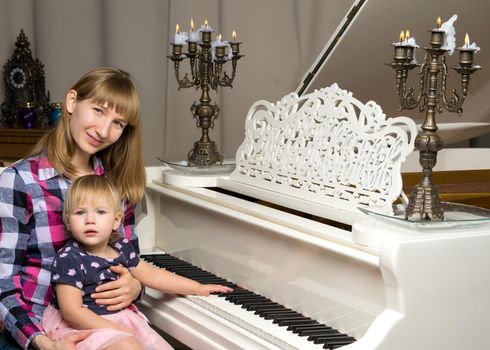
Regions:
[[136, 82, 490, 350], [135, 2, 490, 348]]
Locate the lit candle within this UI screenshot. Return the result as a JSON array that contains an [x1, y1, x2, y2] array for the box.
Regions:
[[172, 24, 183, 56], [174, 24, 187, 45], [403, 30, 415, 61], [393, 30, 408, 62], [214, 34, 226, 58], [188, 18, 200, 42], [200, 19, 213, 42], [463, 33, 470, 49], [230, 30, 240, 55], [174, 24, 180, 43], [458, 33, 478, 67], [430, 16, 445, 48], [201, 19, 213, 32], [462, 33, 480, 52]]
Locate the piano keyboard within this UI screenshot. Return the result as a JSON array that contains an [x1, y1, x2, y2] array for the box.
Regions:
[[142, 253, 356, 350]]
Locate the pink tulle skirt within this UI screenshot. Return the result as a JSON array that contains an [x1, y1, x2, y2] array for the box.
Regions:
[[42, 304, 173, 350]]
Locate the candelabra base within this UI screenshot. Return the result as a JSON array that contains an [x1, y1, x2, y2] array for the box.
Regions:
[[404, 184, 444, 221], [187, 140, 223, 167]]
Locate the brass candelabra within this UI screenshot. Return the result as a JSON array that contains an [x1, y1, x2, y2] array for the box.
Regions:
[[169, 22, 243, 166], [389, 18, 480, 221]]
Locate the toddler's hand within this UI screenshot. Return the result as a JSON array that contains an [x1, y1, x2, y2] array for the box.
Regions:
[[197, 284, 233, 296]]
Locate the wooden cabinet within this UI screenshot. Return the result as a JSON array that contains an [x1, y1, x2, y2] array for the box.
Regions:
[[403, 170, 490, 209], [0, 128, 47, 165]]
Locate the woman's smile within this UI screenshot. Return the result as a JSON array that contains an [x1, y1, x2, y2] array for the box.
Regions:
[[85, 132, 104, 147]]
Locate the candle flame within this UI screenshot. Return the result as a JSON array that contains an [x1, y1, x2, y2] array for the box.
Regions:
[[465, 33, 470, 45], [232, 30, 237, 41], [204, 19, 209, 27], [176, 24, 180, 34], [405, 30, 410, 39], [191, 18, 194, 31], [217, 34, 222, 41], [436, 17, 441, 28], [399, 30, 405, 42]]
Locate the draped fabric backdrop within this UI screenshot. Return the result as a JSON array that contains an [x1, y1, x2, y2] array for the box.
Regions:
[[0, 0, 346, 165]]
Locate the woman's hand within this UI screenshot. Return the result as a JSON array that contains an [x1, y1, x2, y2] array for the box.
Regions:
[[196, 284, 233, 297], [91, 265, 142, 311], [32, 332, 91, 350]]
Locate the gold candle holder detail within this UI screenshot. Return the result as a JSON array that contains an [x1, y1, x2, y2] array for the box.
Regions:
[[168, 24, 243, 166], [388, 19, 481, 221]]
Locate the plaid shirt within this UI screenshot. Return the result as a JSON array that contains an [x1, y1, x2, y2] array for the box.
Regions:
[[0, 153, 139, 349]]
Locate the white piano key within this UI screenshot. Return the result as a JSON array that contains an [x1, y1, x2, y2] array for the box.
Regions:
[[188, 294, 327, 350]]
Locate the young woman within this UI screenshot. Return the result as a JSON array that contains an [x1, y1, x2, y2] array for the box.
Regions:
[[0, 67, 147, 350], [43, 175, 231, 350]]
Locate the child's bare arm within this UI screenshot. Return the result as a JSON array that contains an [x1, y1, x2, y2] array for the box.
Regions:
[[131, 260, 232, 296], [56, 283, 133, 334]]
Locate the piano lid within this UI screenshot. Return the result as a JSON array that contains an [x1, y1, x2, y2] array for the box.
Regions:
[[295, 0, 490, 144]]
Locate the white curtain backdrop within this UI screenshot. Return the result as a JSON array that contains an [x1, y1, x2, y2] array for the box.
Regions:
[[0, 0, 344, 165]]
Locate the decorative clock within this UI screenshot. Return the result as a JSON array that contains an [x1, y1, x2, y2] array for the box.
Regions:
[[0, 29, 50, 128]]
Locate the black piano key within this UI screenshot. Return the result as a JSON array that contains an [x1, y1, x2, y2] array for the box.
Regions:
[[306, 330, 344, 341], [261, 310, 300, 319], [223, 289, 254, 296], [239, 297, 274, 304], [242, 300, 278, 307], [325, 339, 357, 349], [228, 295, 268, 303], [297, 328, 335, 337], [272, 315, 309, 323], [276, 318, 318, 327], [141, 254, 357, 348], [246, 304, 285, 313], [238, 300, 275, 308], [223, 294, 256, 303], [292, 323, 330, 332], [267, 312, 309, 320], [313, 335, 356, 345], [166, 265, 201, 269], [253, 306, 289, 314], [238, 298, 273, 306]]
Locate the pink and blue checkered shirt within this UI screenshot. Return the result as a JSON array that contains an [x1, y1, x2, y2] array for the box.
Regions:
[[0, 153, 139, 349]]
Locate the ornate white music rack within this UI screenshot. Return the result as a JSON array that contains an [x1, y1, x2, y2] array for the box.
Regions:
[[231, 83, 417, 213]]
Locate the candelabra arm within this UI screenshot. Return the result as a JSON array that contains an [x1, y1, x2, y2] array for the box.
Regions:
[[170, 58, 194, 89], [210, 59, 223, 90], [218, 55, 242, 87], [188, 54, 200, 87], [441, 57, 480, 115], [393, 62, 422, 111]]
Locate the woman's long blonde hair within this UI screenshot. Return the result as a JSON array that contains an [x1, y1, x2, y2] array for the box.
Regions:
[[32, 67, 146, 204]]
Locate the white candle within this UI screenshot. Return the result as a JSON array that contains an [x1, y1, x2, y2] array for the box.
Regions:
[[174, 24, 186, 45], [201, 19, 213, 32], [461, 33, 481, 52], [188, 18, 200, 42]]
